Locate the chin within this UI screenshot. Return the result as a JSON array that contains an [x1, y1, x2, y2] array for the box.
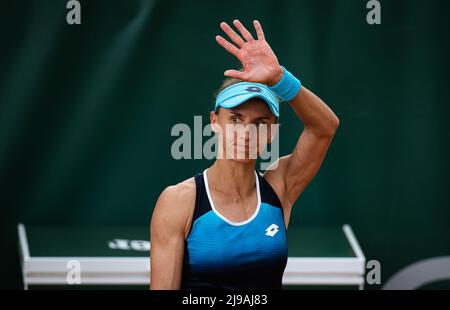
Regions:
[[229, 157, 257, 164], [230, 150, 260, 163]]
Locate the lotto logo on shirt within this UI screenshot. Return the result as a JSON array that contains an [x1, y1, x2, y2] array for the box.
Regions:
[[265, 224, 279, 237]]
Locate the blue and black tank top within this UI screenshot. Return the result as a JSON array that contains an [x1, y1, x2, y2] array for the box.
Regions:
[[181, 169, 288, 290]]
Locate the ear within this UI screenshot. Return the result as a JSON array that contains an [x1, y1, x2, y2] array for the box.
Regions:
[[210, 111, 219, 133]]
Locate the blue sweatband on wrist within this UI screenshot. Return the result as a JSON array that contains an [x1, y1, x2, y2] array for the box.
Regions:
[[268, 66, 302, 101]]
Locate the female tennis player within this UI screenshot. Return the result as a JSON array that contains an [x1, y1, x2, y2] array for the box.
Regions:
[[150, 19, 339, 290]]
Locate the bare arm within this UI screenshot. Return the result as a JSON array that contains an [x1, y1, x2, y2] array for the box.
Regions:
[[264, 87, 339, 226], [215, 19, 339, 226], [149, 180, 195, 289]]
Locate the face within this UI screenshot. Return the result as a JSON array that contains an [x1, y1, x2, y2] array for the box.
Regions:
[[210, 98, 278, 162]]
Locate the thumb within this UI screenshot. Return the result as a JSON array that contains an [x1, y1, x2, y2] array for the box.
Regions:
[[224, 69, 247, 80]]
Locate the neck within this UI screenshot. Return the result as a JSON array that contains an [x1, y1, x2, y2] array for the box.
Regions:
[[207, 159, 257, 198]]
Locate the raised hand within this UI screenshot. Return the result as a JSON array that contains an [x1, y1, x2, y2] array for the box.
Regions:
[[216, 20, 283, 86]]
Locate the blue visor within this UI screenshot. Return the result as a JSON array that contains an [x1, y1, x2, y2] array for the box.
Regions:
[[214, 82, 279, 117]]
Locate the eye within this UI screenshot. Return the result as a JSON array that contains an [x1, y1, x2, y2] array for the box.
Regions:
[[230, 116, 242, 124], [255, 120, 267, 126]]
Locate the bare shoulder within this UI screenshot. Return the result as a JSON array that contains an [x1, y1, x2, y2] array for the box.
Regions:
[[151, 177, 196, 236], [156, 177, 196, 208]]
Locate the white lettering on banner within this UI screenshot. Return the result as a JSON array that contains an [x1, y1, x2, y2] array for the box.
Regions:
[[108, 239, 150, 251]]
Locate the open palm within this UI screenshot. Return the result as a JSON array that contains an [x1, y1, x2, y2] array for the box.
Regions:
[[216, 20, 283, 86]]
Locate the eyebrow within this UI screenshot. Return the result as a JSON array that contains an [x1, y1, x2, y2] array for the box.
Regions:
[[229, 111, 244, 117], [229, 110, 272, 120]]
